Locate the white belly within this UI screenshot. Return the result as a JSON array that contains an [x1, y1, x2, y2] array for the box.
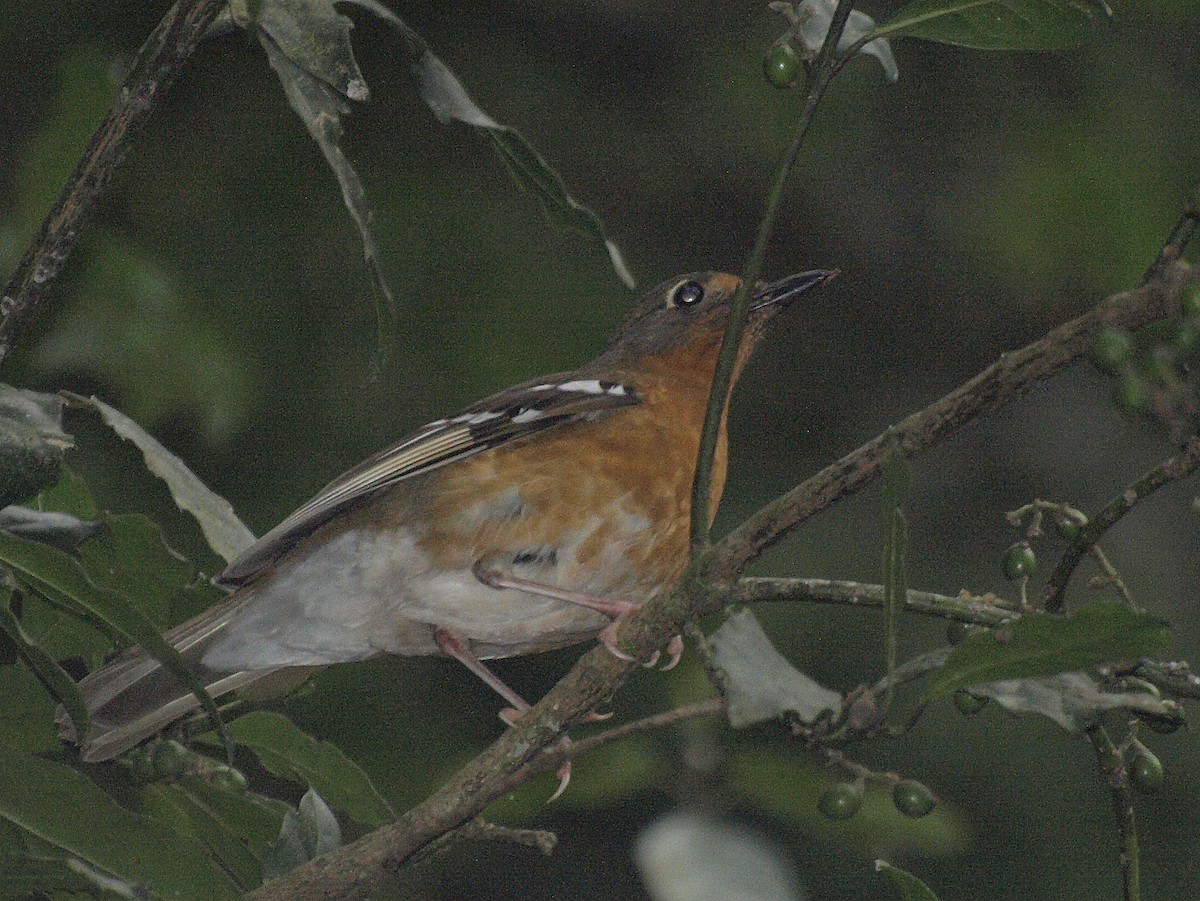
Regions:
[[201, 515, 647, 670]]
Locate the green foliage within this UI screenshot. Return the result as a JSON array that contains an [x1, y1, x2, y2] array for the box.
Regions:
[[0, 744, 242, 900], [925, 603, 1171, 700], [875, 860, 942, 901], [200, 711, 395, 827], [875, 0, 1112, 50]]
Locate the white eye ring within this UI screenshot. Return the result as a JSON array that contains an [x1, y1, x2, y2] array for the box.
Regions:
[[672, 280, 705, 307]]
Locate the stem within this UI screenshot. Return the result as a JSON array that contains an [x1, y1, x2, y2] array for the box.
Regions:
[[0, 0, 226, 366], [1043, 435, 1200, 612], [1087, 725, 1141, 901], [689, 0, 859, 551], [564, 699, 725, 760]]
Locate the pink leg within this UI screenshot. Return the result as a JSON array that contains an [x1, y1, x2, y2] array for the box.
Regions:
[[434, 628, 572, 800], [474, 562, 684, 669]]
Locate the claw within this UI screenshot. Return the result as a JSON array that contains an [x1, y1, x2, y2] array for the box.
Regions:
[[598, 619, 637, 661], [642, 650, 661, 669], [548, 759, 572, 802], [498, 706, 523, 727], [660, 634, 684, 671], [582, 709, 614, 723]]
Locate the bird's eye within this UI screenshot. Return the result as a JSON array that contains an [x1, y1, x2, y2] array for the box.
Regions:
[[671, 281, 705, 307]]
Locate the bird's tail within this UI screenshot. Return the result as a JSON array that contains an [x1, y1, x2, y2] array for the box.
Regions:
[[57, 593, 309, 763]]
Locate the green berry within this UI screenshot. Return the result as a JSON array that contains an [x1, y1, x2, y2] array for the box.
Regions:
[[953, 689, 987, 715], [1056, 518, 1081, 541], [1173, 323, 1200, 359], [818, 783, 862, 820], [1092, 328, 1133, 373], [1182, 285, 1200, 319], [763, 43, 799, 89], [892, 779, 937, 818], [1114, 373, 1146, 413], [1002, 543, 1037, 581], [1129, 751, 1164, 793]]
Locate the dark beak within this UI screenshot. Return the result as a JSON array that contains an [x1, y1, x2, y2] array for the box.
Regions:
[[751, 269, 838, 311]]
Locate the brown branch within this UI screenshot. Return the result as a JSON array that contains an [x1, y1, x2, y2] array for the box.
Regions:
[[248, 261, 1195, 901], [1043, 435, 1200, 613], [0, 0, 226, 366], [709, 261, 1197, 581]]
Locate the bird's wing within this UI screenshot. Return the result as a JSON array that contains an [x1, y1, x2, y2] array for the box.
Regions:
[[216, 374, 640, 587]]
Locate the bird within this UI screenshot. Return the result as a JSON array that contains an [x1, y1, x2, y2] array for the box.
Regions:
[[59, 269, 834, 765]]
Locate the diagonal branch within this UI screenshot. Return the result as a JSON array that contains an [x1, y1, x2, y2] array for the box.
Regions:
[[708, 261, 1197, 581], [0, 0, 226, 366]]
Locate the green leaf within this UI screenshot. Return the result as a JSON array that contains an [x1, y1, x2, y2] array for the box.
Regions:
[[0, 592, 88, 747], [924, 602, 1170, 700], [36, 465, 99, 520], [78, 514, 205, 630], [0, 530, 232, 762], [0, 665, 58, 753], [205, 711, 395, 826], [875, 860, 942, 901], [872, 0, 1112, 50], [69, 395, 256, 565], [142, 784, 262, 890], [0, 743, 242, 900]]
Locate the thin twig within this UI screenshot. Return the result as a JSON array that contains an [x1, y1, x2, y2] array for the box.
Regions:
[[710, 262, 1196, 582], [729, 577, 1018, 626], [1087, 725, 1141, 901], [1043, 435, 1200, 612], [689, 0, 858, 550], [565, 699, 725, 760], [0, 0, 226, 366]]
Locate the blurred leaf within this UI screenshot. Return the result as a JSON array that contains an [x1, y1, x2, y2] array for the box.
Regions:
[[635, 811, 804, 901], [925, 603, 1170, 700], [203, 711, 395, 826], [709, 608, 841, 728], [881, 437, 910, 711], [0, 385, 71, 509], [70, 395, 256, 565], [262, 788, 340, 883], [875, 860, 941, 901], [0, 530, 232, 760], [18, 587, 112, 669], [972, 671, 1179, 732], [258, 30, 397, 373], [730, 749, 968, 856], [874, 0, 1112, 50], [142, 784, 261, 890], [0, 665, 58, 753], [0, 743, 242, 900], [0, 591, 88, 747], [0, 505, 103, 552], [556, 735, 666, 807], [34, 238, 252, 442]]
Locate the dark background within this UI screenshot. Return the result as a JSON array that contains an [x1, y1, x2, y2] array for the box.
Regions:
[[2, 1, 1199, 898]]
